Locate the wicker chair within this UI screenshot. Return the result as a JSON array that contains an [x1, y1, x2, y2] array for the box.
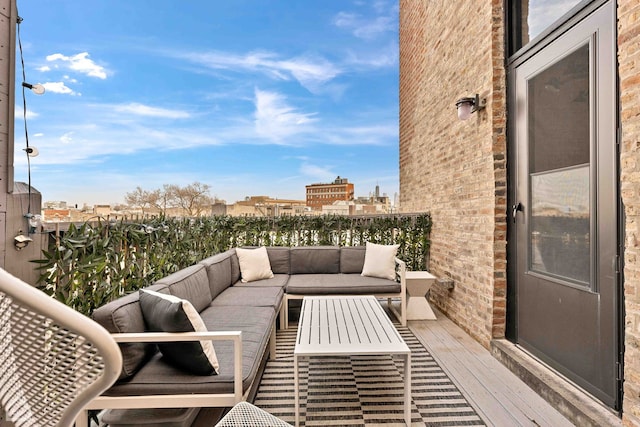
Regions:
[[0, 268, 122, 427]]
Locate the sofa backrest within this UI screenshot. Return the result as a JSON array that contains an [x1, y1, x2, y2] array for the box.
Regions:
[[199, 249, 236, 299], [265, 246, 290, 274], [340, 246, 366, 273], [92, 283, 167, 380], [154, 264, 212, 312], [290, 246, 341, 274]]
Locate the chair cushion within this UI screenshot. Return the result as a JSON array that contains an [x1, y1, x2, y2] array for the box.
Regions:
[[361, 242, 399, 281], [139, 290, 219, 376]]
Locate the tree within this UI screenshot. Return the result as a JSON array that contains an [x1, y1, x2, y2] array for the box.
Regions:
[[165, 182, 214, 217], [125, 182, 214, 217]]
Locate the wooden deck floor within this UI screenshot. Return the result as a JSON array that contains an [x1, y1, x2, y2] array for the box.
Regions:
[[409, 308, 575, 427]]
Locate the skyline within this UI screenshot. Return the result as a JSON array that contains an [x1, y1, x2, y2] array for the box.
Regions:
[[13, 1, 399, 206]]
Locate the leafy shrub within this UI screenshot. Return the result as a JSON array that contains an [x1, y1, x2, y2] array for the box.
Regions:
[[33, 214, 431, 315]]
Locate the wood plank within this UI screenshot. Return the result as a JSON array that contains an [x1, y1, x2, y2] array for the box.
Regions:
[[409, 308, 574, 427]]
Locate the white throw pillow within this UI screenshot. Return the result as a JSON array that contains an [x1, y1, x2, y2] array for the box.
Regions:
[[361, 242, 400, 281], [236, 246, 274, 282]]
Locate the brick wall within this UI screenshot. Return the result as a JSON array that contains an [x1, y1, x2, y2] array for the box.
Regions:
[[399, 0, 507, 347], [619, 0, 640, 424]]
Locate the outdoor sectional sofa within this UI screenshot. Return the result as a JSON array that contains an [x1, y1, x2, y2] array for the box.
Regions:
[[83, 244, 407, 425]]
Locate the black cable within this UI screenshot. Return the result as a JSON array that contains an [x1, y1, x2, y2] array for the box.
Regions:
[[16, 11, 34, 223]]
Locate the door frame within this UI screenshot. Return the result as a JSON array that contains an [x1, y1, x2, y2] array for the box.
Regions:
[[505, 0, 623, 411]]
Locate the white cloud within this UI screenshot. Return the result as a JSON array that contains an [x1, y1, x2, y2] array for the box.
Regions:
[[254, 89, 318, 142], [299, 162, 335, 182], [37, 65, 51, 72], [15, 106, 38, 120], [178, 50, 341, 93], [333, 11, 396, 40], [345, 42, 398, 68], [113, 103, 191, 119], [45, 52, 108, 79], [60, 132, 74, 144], [43, 81, 79, 96]]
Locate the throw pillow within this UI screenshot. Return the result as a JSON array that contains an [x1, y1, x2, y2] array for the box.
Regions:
[[139, 289, 219, 375], [236, 246, 274, 282], [361, 242, 400, 281]]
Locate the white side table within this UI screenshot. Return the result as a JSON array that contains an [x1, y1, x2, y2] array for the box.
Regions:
[[405, 271, 437, 320]]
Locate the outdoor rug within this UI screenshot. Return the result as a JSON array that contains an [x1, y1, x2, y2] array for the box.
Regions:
[[253, 325, 486, 426]]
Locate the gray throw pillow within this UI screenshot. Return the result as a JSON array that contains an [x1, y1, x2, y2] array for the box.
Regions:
[[139, 290, 219, 376]]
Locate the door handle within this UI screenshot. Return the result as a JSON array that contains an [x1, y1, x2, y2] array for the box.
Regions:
[[512, 202, 523, 223]]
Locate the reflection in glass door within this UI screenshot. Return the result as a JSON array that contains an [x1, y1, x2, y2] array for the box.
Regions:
[[528, 43, 591, 287]]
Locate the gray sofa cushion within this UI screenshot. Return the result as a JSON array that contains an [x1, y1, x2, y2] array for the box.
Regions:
[[92, 285, 166, 380], [230, 249, 241, 284], [200, 251, 234, 299], [232, 274, 289, 289], [340, 246, 366, 273], [102, 407, 200, 427], [210, 286, 284, 311], [104, 306, 275, 396], [286, 273, 401, 295], [155, 264, 212, 313], [265, 247, 290, 274], [290, 246, 340, 274]]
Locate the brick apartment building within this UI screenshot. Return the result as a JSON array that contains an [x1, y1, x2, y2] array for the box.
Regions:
[[400, 0, 639, 425], [305, 176, 355, 211]]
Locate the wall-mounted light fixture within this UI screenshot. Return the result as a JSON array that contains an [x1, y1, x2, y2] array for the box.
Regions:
[[22, 82, 45, 95], [455, 94, 486, 120], [14, 232, 33, 250]]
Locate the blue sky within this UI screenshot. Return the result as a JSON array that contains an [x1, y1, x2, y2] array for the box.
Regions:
[[14, 1, 399, 207]]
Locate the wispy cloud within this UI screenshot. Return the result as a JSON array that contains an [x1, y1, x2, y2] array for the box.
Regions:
[[113, 103, 191, 119], [45, 52, 108, 79], [42, 81, 79, 96], [254, 89, 318, 142], [175, 50, 341, 93], [333, 11, 396, 40], [344, 42, 398, 68], [299, 162, 335, 182], [15, 106, 39, 120]]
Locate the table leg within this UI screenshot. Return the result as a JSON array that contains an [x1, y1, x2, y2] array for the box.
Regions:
[[404, 353, 411, 425], [294, 354, 299, 427]]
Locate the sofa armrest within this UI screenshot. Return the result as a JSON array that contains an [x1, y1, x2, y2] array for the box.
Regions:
[[111, 331, 243, 401], [394, 258, 407, 326], [395, 257, 406, 290]]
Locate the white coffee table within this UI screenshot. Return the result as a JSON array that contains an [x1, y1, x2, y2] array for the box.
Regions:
[[294, 295, 411, 426], [405, 270, 437, 320]]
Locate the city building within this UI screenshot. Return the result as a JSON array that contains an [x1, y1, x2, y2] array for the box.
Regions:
[[305, 176, 354, 211], [212, 196, 308, 217]]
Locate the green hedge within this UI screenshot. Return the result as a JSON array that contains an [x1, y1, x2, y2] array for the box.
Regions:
[[33, 213, 431, 316]]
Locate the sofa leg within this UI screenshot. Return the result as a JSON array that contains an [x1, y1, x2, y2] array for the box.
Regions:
[[282, 297, 289, 330], [279, 301, 286, 330], [270, 324, 277, 360]]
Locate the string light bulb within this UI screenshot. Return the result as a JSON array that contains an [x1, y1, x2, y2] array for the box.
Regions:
[[22, 82, 45, 95]]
